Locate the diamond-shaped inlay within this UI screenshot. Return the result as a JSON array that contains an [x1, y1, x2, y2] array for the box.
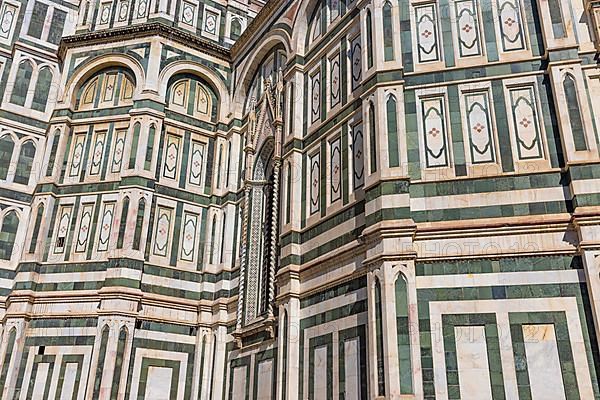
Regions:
[[429, 127, 441, 137]]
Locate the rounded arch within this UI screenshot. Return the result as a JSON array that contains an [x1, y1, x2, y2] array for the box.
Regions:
[[61, 54, 145, 108], [232, 31, 292, 115], [159, 60, 230, 121], [290, 0, 322, 56]]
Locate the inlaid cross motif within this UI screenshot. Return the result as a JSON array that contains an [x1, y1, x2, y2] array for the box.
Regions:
[[473, 123, 485, 133], [429, 127, 441, 137], [519, 117, 531, 128]]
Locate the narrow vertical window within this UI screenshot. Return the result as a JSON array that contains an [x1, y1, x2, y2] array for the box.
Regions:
[[230, 18, 242, 40], [116, 197, 129, 249], [132, 199, 145, 250], [375, 279, 385, 396], [0, 135, 15, 180], [46, 130, 60, 176], [10, 60, 33, 106], [29, 204, 44, 254], [366, 10, 374, 69], [32, 67, 53, 112], [216, 144, 223, 189], [383, 2, 394, 61], [128, 123, 141, 169], [369, 102, 377, 173], [219, 212, 226, 264], [285, 162, 292, 224], [226, 142, 231, 188], [563, 75, 587, 151], [144, 124, 156, 171], [110, 327, 127, 400], [92, 326, 110, 399], [288, 83, 295, 134], [396, 274, 413, 394], [14, 141, 35, 184], [548, 0, 566, 39], [386, 96, 399, 167], [0, 211, 19, 260], [210, 215, 217, 264]]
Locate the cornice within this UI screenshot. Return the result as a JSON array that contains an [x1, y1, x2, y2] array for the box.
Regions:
[[58, 22, 232, 62]]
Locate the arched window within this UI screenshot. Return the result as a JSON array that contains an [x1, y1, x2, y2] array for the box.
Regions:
[[225, 141, 232, 188], [0, 135, 15, 180], [167, 76, 216, 121], [144, 124, 156, 171], [395, 274, 413, 393], [563, 74, 587, 151], [14, 141, 35, 184], [76, 69, 135, 110], [92, 326, 110, 399], [243, 46, 287, 115], [29, 204, 44, 254], [366, 10, 374, 69], [0, 211, 19, 260], [386, 96, 399, 167], [10, 60, 33, 106], [369, 102, 377, 173], [374, 278, 385, 396], [216, 144, 223, 189], [230, 18, 242, 40], [548, 0, 566, 39], [132, 198, 145, 251], [116, 197, 129, 249], [285, 162, 292, 224], [128, 123, 141, 169], [45, 130, 61, 176], [219, 212, 226, 264], [110, 327, 128, 399], [383, 2, 394, 61], [210, 216, 217, 264], [31, 67, 53, 112]]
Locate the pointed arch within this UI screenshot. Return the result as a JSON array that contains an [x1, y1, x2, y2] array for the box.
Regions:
[[368, 101, 377, 173], [0, 210, 19, 260], [117, 196, 129, 249], [144, 124, 156, 171], [366, 10, 374, 69], [0, 135, 15, 180], [10, 60, 33, 106], [383, 2, 394, 61], [386, 95, 399, 167], [14, 140, 36, 184], [563, 73, 587, 151], [32, 67, 54, 112], [110, 325, 129, 399], [29, 203, 45, 254], [128, 122, 141, 169], [219, 211, 227, 264], [210, 215, 218, 264], [133, 198, 146, 251]]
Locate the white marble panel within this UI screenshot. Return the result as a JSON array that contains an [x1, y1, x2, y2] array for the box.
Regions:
[[60, 363, 78, 400], [343, 338, 360, 400], [231, 366, 247, 400], [145, 366, 172, 400], [523, 324, 566, 400], [455, 326, 492, 400], [314, 345, 328, 399], [31, 363, 49, 399], [256, 359, 273, 399]]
